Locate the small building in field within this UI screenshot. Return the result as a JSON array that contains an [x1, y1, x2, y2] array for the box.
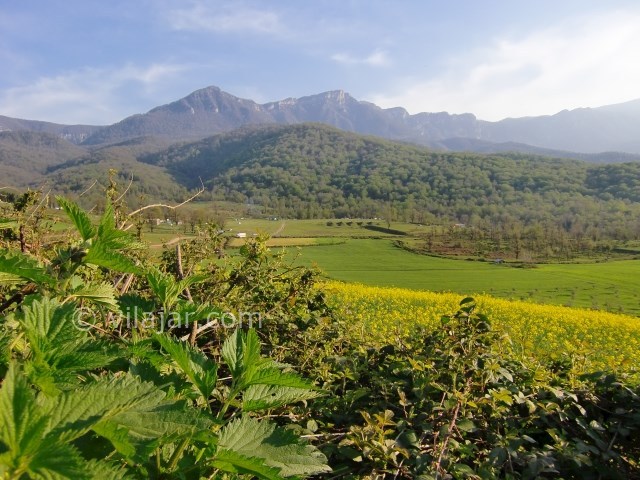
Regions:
[[235, 232, 247, 238]]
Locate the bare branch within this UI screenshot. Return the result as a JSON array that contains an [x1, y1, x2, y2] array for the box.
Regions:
[[120, 180, 205, 231], [115, 174, 134, 202], [27, 189, 52, 221], [127, 185, 205, 219], [79, 180, 98, 198]]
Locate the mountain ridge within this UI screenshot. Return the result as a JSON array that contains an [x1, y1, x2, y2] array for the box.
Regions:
[[2, 86, 640, 155]]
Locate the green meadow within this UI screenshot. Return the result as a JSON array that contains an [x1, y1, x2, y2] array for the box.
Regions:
[[285, 238, 640, 315]]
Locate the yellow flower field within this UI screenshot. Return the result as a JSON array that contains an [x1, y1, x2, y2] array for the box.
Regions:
[[324, 281, 640, 377]]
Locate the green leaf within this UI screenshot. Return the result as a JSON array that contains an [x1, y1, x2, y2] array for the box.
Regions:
[[14, 439, 91, 479], [242, 366, 315, 390], [453, 463, 476, 476], [118, 294, 156, 322], [56, 196, 96, 242], [98, 200, 117, 238], [0, 364, 138, 480], [18, 297, 120, 388], [85, 459, 136, 480], [242, 384, 320, 412], [457, 418, 477, 433], [146, 269, 207, 310], [217, 416, 331, 477], [0, 250, 55, 286], [222, 328, 264, 380], [89, 422, 137, 459], [155, 333, 218, 401], [98, 202, 138, 251], [19, 297, 80, 355], [44, 374, 167, 442], [84, 240, 141, 274], [498, 367, 513, 383], [65, 282, 119, 310], [212, 449, 285, 480], [42, 373, 212, 461], [146, 268, 182, 309], [0, 218, 18, 230], [0, 363, 48, 459]]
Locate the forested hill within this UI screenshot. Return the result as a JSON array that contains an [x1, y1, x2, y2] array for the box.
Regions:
[[140, 123, 640, 235]]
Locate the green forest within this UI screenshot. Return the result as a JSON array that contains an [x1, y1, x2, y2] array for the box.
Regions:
[[139, 124, 640, 239]]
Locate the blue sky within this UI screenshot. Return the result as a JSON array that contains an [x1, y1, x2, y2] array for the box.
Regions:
[[2, 0, 640, 124]]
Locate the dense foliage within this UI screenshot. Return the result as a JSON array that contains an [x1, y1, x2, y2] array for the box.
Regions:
[[1, 191, 639, 478], [0, 192, 331, 478], [4, 124, 640, 240], [142, 124, 640, 239]]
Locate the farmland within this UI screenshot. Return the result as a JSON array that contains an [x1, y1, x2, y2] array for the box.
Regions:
[[323, 281, 640, 377], [287, 238, 640, 315], [140, 216, 640, 315]]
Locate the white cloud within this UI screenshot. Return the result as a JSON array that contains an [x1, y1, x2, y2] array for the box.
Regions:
[[0, 63, 189, 124], [371, 10, 640, 120], [331, 49, 390, 67], [167, 1, 282, 35]]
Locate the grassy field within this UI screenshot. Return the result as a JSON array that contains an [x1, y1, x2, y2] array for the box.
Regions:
[[226, 237, 348, 248], [286, 238, 640, 315], [224, 218, 426, 237], [133, 216, 640, 315]]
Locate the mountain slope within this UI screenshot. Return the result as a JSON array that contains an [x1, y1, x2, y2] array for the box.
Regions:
[[3, 122, 640, 234], [479, 99, 640, 153], [0, 115, 103, 144], [80, 86, 640, 155], [436, 137, 640, 163], [5, 85, 640, 155], [81, 86, 484, 148], [138, 124, 640, 232], [0, 131, 87, 185]]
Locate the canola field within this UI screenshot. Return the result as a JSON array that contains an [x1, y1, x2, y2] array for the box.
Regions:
[[324, 282, 640, 379]]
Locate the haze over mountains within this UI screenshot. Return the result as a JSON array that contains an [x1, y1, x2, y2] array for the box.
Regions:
[[2, 84, 640, 225], [3, 85, 640, 156]]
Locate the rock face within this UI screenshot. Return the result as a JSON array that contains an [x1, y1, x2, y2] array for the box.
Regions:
[[4, 85, 640, 154]]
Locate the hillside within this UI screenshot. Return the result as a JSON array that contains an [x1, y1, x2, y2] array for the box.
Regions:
[[2, 123, 640, 236], [46, 136, 187, 202], [479, 99, 640, 153], [0, 131, 186, 202], [0, 131, 86, 185], [435, 137, 640, 163], [139, 124, 640, 234], [0, 115, 103, 144]]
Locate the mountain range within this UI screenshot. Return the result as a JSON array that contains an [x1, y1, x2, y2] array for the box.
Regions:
[[3, 85, 640, 155], [2, 116, 640, 234], [2, 85, 640, 229]]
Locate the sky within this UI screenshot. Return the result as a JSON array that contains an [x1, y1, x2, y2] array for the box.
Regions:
[[2, 0, 640, 125]]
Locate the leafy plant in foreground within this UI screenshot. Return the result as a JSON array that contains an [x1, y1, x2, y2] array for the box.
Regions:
[[0, 194, 331, 478]]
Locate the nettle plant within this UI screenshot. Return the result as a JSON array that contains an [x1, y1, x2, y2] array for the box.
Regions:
[[0, 195, 331, 479]]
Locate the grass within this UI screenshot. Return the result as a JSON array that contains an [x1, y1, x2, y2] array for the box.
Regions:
[[224, 219, 426, 237], [48, 209, 640, 315], [286, 238, 640, 315], [226, 237, 340, 248]]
